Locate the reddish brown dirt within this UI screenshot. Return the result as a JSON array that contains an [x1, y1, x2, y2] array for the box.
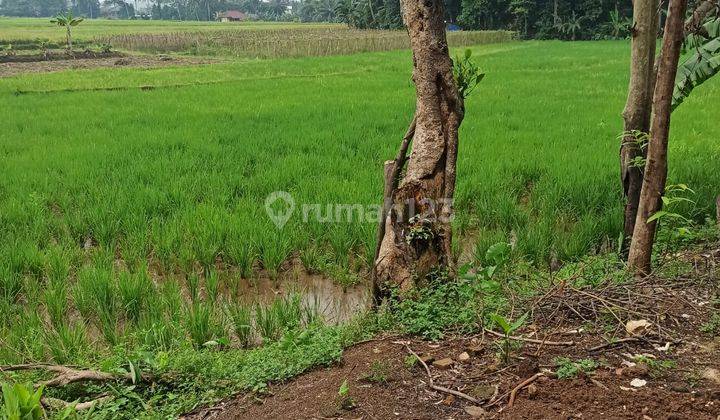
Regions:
[[185, 250, 720, 420], [188, 332, 720, 419], [0, 55, 214, 78]]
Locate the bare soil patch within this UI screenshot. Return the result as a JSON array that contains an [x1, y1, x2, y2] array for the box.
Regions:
[[185, 247, 720, 420], [0, 54, 214, 78]]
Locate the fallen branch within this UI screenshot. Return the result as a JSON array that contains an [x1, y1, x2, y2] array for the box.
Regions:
[[405, 345, 483, 405], [483, 329, 575, 346], [0, 364, 144, 387]]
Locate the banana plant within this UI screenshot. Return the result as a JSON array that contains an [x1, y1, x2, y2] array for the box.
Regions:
[[50, 11, 84, 51], [1, 382, 44, 420], [672, 18, 720, 111]]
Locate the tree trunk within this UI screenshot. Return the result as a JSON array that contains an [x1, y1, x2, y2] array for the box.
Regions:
[[373, 0, 464, 293], [627, 0, 688, 275], [620, 0, 659, 254]]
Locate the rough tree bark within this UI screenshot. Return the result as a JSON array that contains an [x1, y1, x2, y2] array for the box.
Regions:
[[627, 0, 688, 275], [373, 0, 464, 293], [620, 0, 660, 254]]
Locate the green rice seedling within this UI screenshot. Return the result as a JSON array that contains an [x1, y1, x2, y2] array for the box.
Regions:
[[42, 280, 67, 330], [186, 274, 200, 303], [205, 270, 220, 306], [43, 245, 72, 285], [275, 293, 303, 332], [162, 280, 184, 324], [135, 289, 182, 351], [117, 269, 154, 323], [184, 301, 224, 348], [0, 264, 23, 302], [255, 292, 304, 342], [185, 301, 213, 348], [73, 266, 120, 345], [226, 240, 256, 280], [299, 243, 332, 274], [98, 311, 120, 346], [73, 266, 116, 320], [44, 322, 89, 364], [254, 302, 280, 342], [4, 308, 45, 363], [187, 204, 225, 274], [259, 234, 292, 280], [302, 294, 323, 327], [5, 240, 44, 281], [226, 302, 254, 348]]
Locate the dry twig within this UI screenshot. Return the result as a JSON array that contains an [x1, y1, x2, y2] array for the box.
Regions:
[[404, 345, 484, 405], [483, 329, 575, 346]]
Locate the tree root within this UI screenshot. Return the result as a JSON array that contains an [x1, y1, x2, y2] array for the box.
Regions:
[[42, 395, 113, 411], [0, 363, 146, 387]]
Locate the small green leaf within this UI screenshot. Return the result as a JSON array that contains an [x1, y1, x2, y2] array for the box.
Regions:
[[490, 313, 511, 334], [509, 313, 528, 333], [128, 360, 142, 384], [647, 211, 668, 223]]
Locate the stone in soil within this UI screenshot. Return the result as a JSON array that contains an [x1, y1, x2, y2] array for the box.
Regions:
[[464, 405, 488, 418], [432, 358, 454, 369], [419, 354, 435, 364], [702, 367, 720, 385], [469, 385, 496, 401]]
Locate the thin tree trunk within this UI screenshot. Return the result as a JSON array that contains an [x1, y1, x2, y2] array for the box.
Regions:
[[373, 0, 464, 293], [620, 0, 659, 254], [627, 0, 688, 275]]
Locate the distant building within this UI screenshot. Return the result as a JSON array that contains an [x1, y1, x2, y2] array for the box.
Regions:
[[216, 10, 247, 22]]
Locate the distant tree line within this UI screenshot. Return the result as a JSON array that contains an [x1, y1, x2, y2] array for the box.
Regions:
[[1, 0, 638, 40], [298, 0, 637, 40]]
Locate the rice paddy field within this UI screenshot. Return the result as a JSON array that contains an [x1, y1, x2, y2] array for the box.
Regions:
[[0, 17, 341, 42], [0, 20, 719, 415]]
